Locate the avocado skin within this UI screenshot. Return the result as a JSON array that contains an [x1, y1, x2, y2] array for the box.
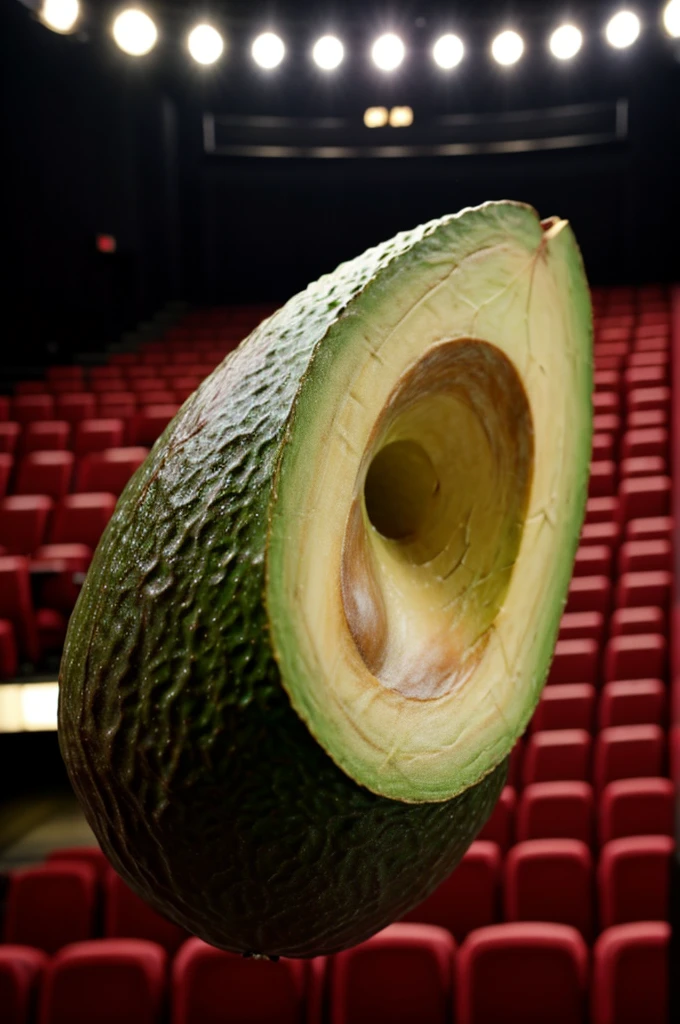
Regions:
[[59, 206, 516, 957]]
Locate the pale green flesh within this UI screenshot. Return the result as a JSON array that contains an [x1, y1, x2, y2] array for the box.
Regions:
[[267, 205, 593, 803]]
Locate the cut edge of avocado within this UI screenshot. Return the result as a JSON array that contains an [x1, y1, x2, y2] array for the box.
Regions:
[[266, 202, 592, 804]]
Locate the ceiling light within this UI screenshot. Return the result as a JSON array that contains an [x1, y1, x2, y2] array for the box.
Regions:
[[491, 30, 525, 66], [549, 24, 583, 60], [312, 35, 344, 70], [252, 32, 285, 69], [663, 1, 680, 37], [432, 34, 465, 69], [112, 9, 158, 57], [188, 24, 224, 66], [40, 0, 79, 33], [605, 11, 642, 49], [371, 33, 405, 72]]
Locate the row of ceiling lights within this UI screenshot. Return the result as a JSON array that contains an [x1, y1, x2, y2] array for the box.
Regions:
[[40, 2, 680, 68]]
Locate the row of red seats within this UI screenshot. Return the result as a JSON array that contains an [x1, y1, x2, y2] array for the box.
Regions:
[[0, 411, 176, 456], [0, 920, 669, 1024], [1, 826, 671, 960], [0, 445, 150, 501]]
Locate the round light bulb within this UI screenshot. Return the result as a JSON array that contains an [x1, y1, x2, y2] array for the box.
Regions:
[[432, 34, 465, 69], [41, 0, 79, 33], [549, 24, 583, 60], [252, 32, 285, 69], [112, 9, 158, 57], [605, 11, 642, 49], [371, 33, 405, 72], [312, 35, 344, 70], [491, 30, 525, 66], [188, 25, 224, 66], [663, 0, 680, 38]]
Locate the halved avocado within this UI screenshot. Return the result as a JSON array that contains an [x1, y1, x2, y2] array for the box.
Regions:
[[58, 201, 592, 957]]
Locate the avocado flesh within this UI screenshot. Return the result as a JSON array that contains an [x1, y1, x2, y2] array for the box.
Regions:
[[58, 202, 592, 957]]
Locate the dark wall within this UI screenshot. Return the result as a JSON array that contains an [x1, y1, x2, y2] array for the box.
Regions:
[[2, 0, 679, 365]]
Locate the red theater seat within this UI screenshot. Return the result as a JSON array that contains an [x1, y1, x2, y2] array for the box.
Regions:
[[625, 515, 673, 542], [477, 786, 516, 852], [40, 939, 166, 1024], [585, 497, 619, 524], [0, 945, 48, 1024], [598, 777, 674, 844], [104, 869, 187, 955], [456, 922, 588, 1024], [403, 841, 500, 942], [619, 456, 666, 479], [0, 452, 12, 498], [11, 395, 54, 424], [531, 684, 596, 733], [50, 492, 116, 549], [522, 730, 592, 785], [588, 461, 616, 498], [330, 923, 455, 1024], [592, 922, 669, 1024], [0, 422, 20, 455], [572, 545, 612, 578], [504, 839, 593, 939], [547, 639, 598, 685], [0, 618, 18, 679], [558, 612, 604, 645], [598, 835, 674, 927], [593, 724, 665, 792], [97, 392, 137, 419], [15, 452, 74, 501], [579, 522, 621, 548], [129, 405, 179, 446], [22, 421, 70, 453], [517, 782, 594, 846], [0, 555, 40, 663], [54, 392, 96, 425], [3, 863, 96, 953], [76, 448, 148, 495], [615, 570, 672, 609], [609, 606, 665, 637], [603, 634, 666, 682], [172, 938, 307, 1024], [617, 538, 671, 573], [566, 576, 611, 616], [624, 363, 667, 389], [598, 679, 666, 729], [74, 419, 125, 456], [627, 386, 670, 415], [618, 476, 671, 521], [621, 428, 668, 461], [47, 846, 109, 881]]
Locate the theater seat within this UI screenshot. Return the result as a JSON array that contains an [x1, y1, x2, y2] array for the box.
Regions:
[[603, 634, 666, 682], [49, 492, 116, 549], [531, 684, 596, 733], [172, 937, 307, 1024], [558, 611, 604, 644], [618, 539, 672, 573], [609, 606, 665, 638], [0, 452, 12, 497], [76, 448, 148, 495], [15, 451, 74, 500], [625, 516, 672, 543], [0, 618, 18, 679], [504, 839, 594, 940], [522, 730, 592, 786], [330, 923, 455, 1024], [598, 835, 674, 927], [21, 421, 70, 454], [517, 782, 594, 846], [477, 786, 516, 852], [592, 922, 669, 1024], [0, 945, 48, 1024], [0, 556, 40, 663], [615, 570, 672, 609], [0, 495, 53, 555], [598, 777, 674, 844], [566, 576, 611, 616], [456, 922, 588, 1024], [129, 405, 180, 446], [618, 476, 671, 522], [403, 841, 500, 942], [3, 863, 97, 953], [54, 392, 96, 425], [0, 422, 20, 455], [39, 939, 166, 1024], [47, 846, 109, 881], [74, 419, 125, 456], [547, 639, 599, 686], [593, 724, 665, 792], [11, 395, 54, 424], [598, 679, 666, 729], [104, 869, 187, 955]]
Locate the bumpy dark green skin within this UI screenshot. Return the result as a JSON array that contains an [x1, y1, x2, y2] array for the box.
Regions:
[[58, 209, 508, 958]]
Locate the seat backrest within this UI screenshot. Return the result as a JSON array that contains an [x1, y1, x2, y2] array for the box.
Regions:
[[54, 393, 97, 424], [591, 922, 669, 1024], [456, 922, 588, 1024], [22, 421, 71, 454], [74, 419, 125, 456], [598, 834, 674, 928], [75, 448, 148, 495], [39, 938, 166, 1024], [598, 679, 666, 729], [476, 786, 516, 852], [172, 937, 307, 1024], [47, 846, 109, 882], [0, 555, 40, 662], [0, 453, 12, 498], [4, 864, 97, 953], [11, 396, 55, 424], [403, 841, 500, 942], [49, 492, 117, 547], [531, 684, 596, 733], [517, 781, 594, 846], [523, 729, 592, 786], [104, 869, 187, 955], [330, 923, 455, 1024], [593, 724, 665, 792], [504, 838, 594, 940], [0, 945, 48, 1024], [0, 495, 53, 556], [15, 451, 74, 500]]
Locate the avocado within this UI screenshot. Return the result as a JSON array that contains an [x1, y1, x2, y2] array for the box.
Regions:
[[58, 201, 592, 957]]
